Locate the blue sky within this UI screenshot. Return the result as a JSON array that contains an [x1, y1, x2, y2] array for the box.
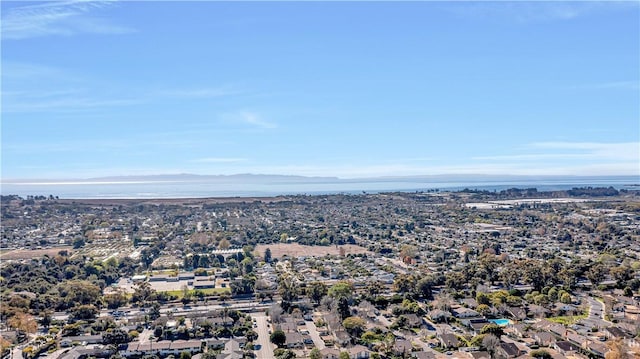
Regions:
[[2, 1, 639, 179]]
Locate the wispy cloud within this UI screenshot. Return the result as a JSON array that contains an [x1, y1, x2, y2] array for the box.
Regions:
[[473, 142, 639, 163], [224, 111, 277, 129], [531, 141, 639, 161], [2, 62, 247, 113], [189, 157, 247, 163], [2, 0, 134, 40], [155, 87, 244, 99], [447, 2, 637, 23]]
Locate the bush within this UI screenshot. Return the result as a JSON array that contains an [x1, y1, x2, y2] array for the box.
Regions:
[[531, 349, 552, 358]]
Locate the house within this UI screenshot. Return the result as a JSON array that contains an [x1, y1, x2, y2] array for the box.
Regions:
[[510, 323, 528, 338], [347, 345, 370, 359], [605, 327, 630, 340], [169, 340, 203, 355], [427, 309, 451, 323], [467, 352, 490, 359], [452, 307, 481, 319], [465, 318, 490, 334], [60, 335, 103, 347], [553, 303, 578, 316], [334, 330, 351, 347], [320, 347, 340, 359], [393, 339, 413, 356], [412, 351, 436, 359], [285, 332, 304, 349], [527, 304, 550, 318], [193, 280, 216, 289], [202, 339, 223, 350], [216, 339, 243, 359], [554, 341, 580, 355], [321, 335, 335, 346], [497, 342, 521, 358], [439, 333, 460, 349], [507, 307, 526, 320], [280, 318, 297, 333], [532, 332, 555, 347], [586, 341, 607, 358], [460, 298, 478, 309], [60, 347, 112, 359], [566, 332, 587, 347], [404, 314, 423, 328]]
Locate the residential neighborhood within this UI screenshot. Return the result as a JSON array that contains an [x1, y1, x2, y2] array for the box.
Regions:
[[1, 188, 639, 359]]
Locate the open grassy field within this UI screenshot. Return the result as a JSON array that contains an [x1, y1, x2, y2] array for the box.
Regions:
[[254, 243, 370, 259], [0, 246, 73, 260]]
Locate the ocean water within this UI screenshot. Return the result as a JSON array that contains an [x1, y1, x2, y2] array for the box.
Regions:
[[1, 177, 637, 199]]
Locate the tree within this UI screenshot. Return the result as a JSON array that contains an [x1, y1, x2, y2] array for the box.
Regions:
[[103, 329, 130, 345], [342, 316, 366, 338], [270, 329, 286, 347], [264, 248, 272, 263], [218, 239, 230, 250], [328, 281, 354, 301], [415, 277, 434, 299], [482, 334, 500, 358], [179, 352, 191, 359], [605, 338, 630, 359], [72, 237, 85, 249], [307, 282, 327, 305], [309, 348, 321, 359], [71, 304, 98, 320], [587, 264, 607, 287], [480, 324, 504, 338], [246, 330, 258, 341], [531, 350, 553, 359], [8, 312, 37, 335], [269, 303, 284, 323], [339, 352, 350, 359], [279, 275, 299, 307], [477, 304, 492, 317], [274, 349, 296, 359], [393, 274, 416, 294]]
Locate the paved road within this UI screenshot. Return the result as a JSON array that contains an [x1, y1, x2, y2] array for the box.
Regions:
[[249, 312, 275, 359], [578, 297, 612, 330], [304, 320, 325, 350]]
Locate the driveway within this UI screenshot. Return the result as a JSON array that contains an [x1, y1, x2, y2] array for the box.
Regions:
[[250, 311, 275, 359]]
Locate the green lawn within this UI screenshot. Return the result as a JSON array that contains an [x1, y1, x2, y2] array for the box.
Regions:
[[163, 288, 231, 298], [547, 314, 587, 325]]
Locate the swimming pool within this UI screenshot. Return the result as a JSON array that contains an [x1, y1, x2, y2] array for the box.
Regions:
[[489, 319, 511, 326]]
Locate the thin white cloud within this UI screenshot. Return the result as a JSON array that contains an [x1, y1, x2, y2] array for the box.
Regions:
[[4, 97, 143, 113], [530, 141, 639, 161], [447, 1, 637, 23], [2, 0, 135, 40], [155, 87, 245, 99], [473, 153, 592, 161], [189, 158, 247, 163], [224, 111, 277, 129], [473, 142, 639, 162], [2, 62, 247, 113]]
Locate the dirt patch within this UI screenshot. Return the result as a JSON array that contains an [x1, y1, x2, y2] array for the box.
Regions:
[[0, 246, 73, 260], [255, 243, 370, 259]]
